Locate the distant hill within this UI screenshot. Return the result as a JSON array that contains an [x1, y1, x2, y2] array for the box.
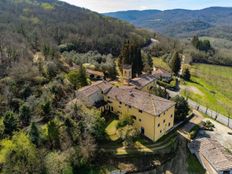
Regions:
[[104, 7, 232, 39]]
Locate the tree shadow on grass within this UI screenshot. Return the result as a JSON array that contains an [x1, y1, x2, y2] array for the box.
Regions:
[[189, 79, 204, 87]]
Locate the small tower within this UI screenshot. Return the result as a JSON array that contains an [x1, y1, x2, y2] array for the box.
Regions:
[[123, 64, 132, 85]]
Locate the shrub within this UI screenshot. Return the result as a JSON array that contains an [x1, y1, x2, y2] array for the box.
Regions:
[[45, 62, 58, 79], [157, 80, 176, 90], [172, 95, 190, 122], [182, 68, 191, 81], [117, 125, 139, 147], [202, 120, 214, 131], [117, 117, 134, 129], [190, 125, 200, 139]]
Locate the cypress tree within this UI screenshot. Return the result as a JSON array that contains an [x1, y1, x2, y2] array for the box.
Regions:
[[78, 65, 88, 87], [19, 104, 31, 126], [48, 120, 60, 149], [3, 111, 18, 135], [29, 122, 40, 146], [192, 35, 199, 48], [170, 51, 181, 75], [119, 41, 143, 77]]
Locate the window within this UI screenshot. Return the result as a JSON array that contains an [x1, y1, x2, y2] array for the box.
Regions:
[[132, 116, 136, 120], [168, 123, 171, 127], [160, 130, 162, 133], [129, 105, 131, 108], [141, 127, 145, 134], [223, 171, 230, 174], [158, 123, 160, 127], [119, 102, 122, 104], [139, 119, 142, 122], [139, 110, 143, 113], [163, 119, 166, 123], [171, 114, 173, 118], [108, 96, 110, 99]]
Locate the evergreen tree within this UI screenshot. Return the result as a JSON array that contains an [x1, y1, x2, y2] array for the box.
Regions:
[[19, 104, 31, 126], [78, 65, 88, 87], [152, 86, 169, 99], [183, 68, 191, 81], [119, 41, 144, 77], [142, 52, 153, 73], [147, 54, 153, 71], [119, 41, 130, 67], [48, 120, 60, 149], [3, 111, 18, 135], [41, 100, 52, 120], [172, 96, 190, 121], [132, 45, 143, 76], [192, 36, 212, 52], [170, 51, 181, 75], [192, 35, 199, 48], [29, 122, 40, 146]]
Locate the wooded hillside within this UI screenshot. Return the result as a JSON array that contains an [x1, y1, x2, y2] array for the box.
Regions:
[[0, 0, 151, 77]]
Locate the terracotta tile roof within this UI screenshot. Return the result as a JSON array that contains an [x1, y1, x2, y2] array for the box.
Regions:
[[86, 69, 104, 77], [129, 74, 157, 89], [123, 64, 132, 69], [106, 87, 175, 116], [189, 138, 232, 171], [152, 68, 172, 78], [78, 81, 112, 97]]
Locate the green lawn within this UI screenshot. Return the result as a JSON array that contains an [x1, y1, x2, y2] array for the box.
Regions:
[[103, 121, 177, 156], [181, 63, 232, 117], [153, 57, 171, 71], [105, 120, 119, 141]]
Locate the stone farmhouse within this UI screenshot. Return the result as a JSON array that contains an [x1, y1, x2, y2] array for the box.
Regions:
[[77, 64, 175, 141]]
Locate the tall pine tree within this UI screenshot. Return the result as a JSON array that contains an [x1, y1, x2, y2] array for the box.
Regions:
[[170, 51, 181, 75]]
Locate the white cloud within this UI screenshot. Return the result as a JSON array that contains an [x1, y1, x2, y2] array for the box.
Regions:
[[60, 0, 155, 12], [60, 0, 232, 13]]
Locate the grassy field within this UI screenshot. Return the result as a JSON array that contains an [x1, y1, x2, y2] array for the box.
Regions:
[[153, 57, 171, 71], [181, 63, 232, 117]]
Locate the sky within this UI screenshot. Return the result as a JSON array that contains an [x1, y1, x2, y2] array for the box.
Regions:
[[60, 0, 232, 13]]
